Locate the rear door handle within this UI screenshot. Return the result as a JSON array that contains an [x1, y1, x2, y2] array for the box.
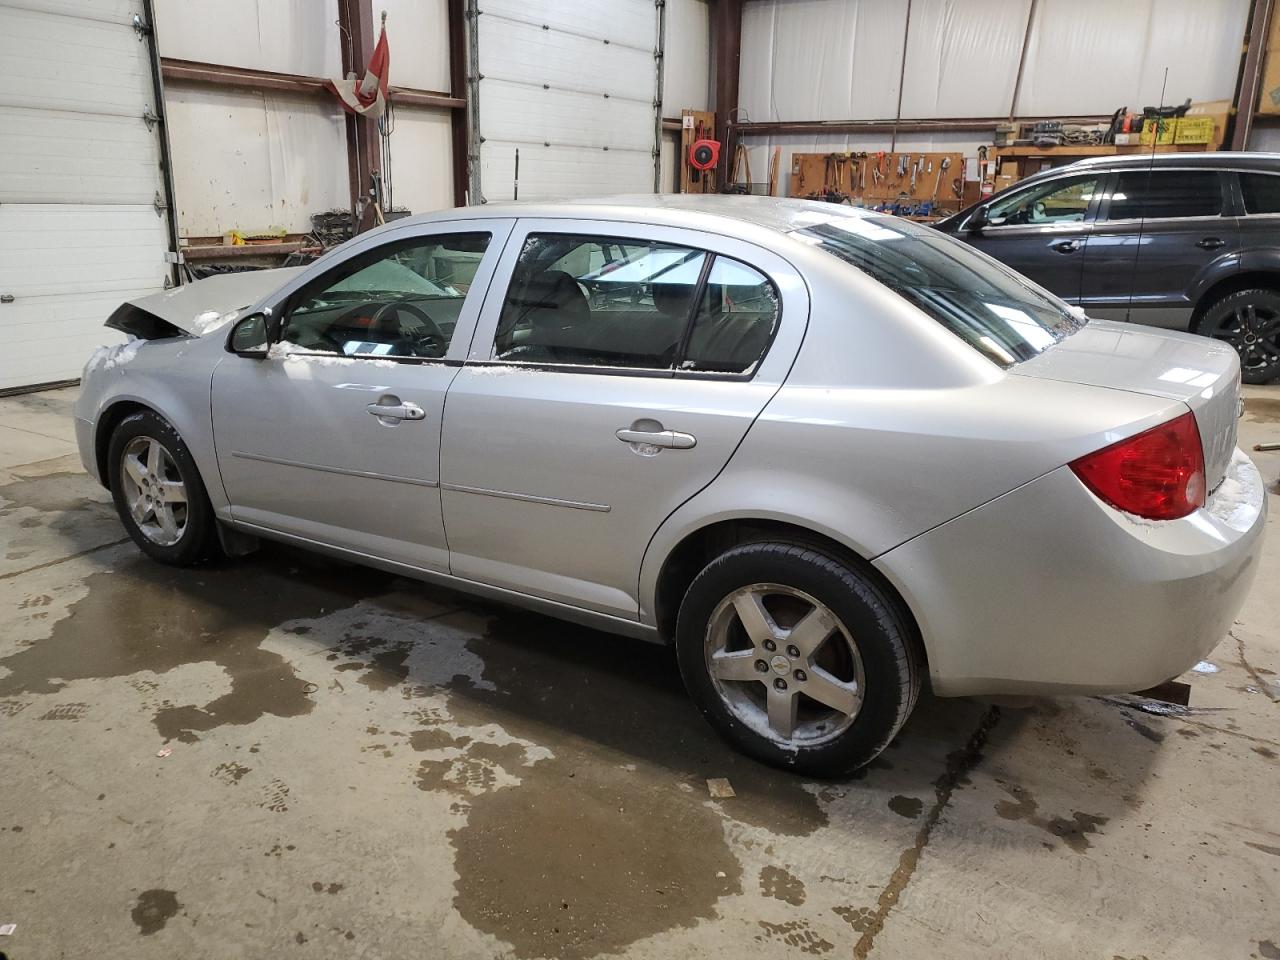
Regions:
[[616, 428, 697, 449], [1049, 239, 1080, 254], [1196, 237, 1226, 250], [367, 400, 426, 421]]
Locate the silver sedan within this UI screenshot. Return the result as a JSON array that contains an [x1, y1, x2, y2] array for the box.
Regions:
[[73, 196, 1266, 775]]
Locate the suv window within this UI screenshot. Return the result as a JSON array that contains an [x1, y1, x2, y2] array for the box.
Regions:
[[1104, 170, 1222, 221], [1239, 172, 1280, 214], [282, 233, 490, 359], [985, 175, 1099, 226], [493, 233, 779, 374], [796, 215, 1084, 367]]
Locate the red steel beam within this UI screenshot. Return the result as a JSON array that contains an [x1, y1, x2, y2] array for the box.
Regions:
[[1234, 0, 1276, 149], [447, 0, 468, 206], [712, 0, 743, 184], [161, 58, 464, 109]]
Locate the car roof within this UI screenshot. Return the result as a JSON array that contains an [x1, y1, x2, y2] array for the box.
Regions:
[[1023, 150, 1280, 183], [386, 193, 881, 241]]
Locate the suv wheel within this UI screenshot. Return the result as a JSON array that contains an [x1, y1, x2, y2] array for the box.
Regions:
[[1194, 288, 1280, 385], [108, 411, 220, 566], [675, 542, 920, 776]]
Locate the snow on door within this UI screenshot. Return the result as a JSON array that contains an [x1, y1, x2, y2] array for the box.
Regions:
[[474, 0, 659, 202], [0, 0, 172, 391]]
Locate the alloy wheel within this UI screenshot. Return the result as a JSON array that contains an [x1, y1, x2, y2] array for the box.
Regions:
[[1204, 301, 1280, 376], [119, 436, 189, 547], [703, 583, 865, 746]]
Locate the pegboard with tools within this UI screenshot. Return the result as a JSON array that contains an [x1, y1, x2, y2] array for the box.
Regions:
[[679, 109, 718, 194], [788, 151, 967, 216]]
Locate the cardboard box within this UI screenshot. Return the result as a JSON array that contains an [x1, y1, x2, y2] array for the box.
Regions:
[[999, 161, 1018, 177], [1183, 100, 1229, 148], [993, 174, 1017, 194], [1263, 15, 1280, 115], [1113, 132, 1137, 145]]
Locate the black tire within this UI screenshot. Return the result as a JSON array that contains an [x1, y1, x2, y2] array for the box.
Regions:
[[107, 410, 221, 566], [675, 542, 920, 777], [1193, 287, 1280, 385]]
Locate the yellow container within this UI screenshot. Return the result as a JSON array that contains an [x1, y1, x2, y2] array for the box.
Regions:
[[1140, 118, 1177, 145], [1174, 116, 1216, 145]]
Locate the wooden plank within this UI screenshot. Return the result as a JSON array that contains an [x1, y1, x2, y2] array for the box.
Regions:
[[788, 151, 966, 209]]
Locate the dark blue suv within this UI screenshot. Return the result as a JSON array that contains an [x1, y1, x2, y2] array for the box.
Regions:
[[937, 152, 1280, 383]]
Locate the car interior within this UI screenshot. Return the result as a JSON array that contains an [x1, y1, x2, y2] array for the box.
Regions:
[[493, 236, 779, 373]]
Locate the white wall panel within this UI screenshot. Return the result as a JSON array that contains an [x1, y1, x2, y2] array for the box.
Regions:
[[664, 0, 710, 113], [154, 0, 341, 78], [380, 0, 450, 92], [1015, 0, 1250, 116], [0, 5, 155, 117], [166, 86, 347, 236], [0, 106, 160, 205], [385, 107, 454, 214], [740, 0, 908, 122], [900, 0, 1029, 118], [476, 0, 659, 201], [660, 131, 678, 193]]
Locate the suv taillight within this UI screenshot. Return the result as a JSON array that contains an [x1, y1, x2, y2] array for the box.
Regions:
[[1069, 411, 1205, 521]]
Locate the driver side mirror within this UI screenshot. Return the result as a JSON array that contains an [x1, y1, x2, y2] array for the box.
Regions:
[[228, 311, 280, 358], [967, 207, 990, 232]]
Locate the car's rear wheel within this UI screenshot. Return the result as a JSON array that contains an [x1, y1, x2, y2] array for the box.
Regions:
[[675, 542, 920, 776], [108, 411, 220, 566], [1194, 288, 1280, 385]]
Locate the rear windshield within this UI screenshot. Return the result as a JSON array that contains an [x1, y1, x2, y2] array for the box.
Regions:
[[793, 217, 1085, 366]]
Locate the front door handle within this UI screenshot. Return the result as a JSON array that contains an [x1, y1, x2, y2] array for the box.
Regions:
[[1196, 237, 1226, 250], [1050, 239, 1080, 254], [367, 400, 426, 421], [616, 428, 697, 450]]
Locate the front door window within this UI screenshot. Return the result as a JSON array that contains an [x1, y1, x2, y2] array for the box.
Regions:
[[987, 175, 1100, 226]]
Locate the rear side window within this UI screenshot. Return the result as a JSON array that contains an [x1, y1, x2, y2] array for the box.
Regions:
[[1104, 170, 1223, 221], [795, 216, 1084, 367], [1239, 172, 1280, 214], [492, 233, 779, 375]]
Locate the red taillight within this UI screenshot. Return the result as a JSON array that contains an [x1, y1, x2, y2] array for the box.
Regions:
[[1069, 411, 1205, 521]]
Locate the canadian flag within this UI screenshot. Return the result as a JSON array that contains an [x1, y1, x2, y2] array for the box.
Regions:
[[326, 20, 390, 118]]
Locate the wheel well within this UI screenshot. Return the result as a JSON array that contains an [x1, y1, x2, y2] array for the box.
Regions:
[[93, 400, 151, 490], [653, 519, 928, 670], [1192, 271, 1280, 326]]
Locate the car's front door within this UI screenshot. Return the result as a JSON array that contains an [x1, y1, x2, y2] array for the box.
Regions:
[[1081, 168, 1236, 327], [438, 220, 807, 619], [962, 172, 1103, 303], [211, 220, 513, 571]]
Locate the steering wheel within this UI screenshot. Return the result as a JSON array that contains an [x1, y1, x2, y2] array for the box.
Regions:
[[332, 300, 446, 358]]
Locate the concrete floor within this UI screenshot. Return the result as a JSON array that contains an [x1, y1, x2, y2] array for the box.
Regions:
[[0, 385, 1278, 960]]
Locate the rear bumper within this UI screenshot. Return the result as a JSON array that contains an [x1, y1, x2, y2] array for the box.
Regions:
[[874, 449, 1267, 697]]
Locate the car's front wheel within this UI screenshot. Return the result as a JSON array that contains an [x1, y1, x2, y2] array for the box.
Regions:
[[108, 410, 220, 566], [675, 542, 920, 776], [1194, 287, 1280, 385]]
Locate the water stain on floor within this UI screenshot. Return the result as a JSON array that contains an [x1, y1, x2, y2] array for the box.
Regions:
[[994, 782, 1108, 853], [0, 549, 383, 742], [131, 888, 181, 935]]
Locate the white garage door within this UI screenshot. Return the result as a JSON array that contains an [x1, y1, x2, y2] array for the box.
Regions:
[[475, 0, 659, 202], [0, 0, 171, 392]]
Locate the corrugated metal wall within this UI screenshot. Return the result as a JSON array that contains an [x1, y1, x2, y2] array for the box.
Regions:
[[739, 0, 1252, 182], [153, 0, 456, 238]]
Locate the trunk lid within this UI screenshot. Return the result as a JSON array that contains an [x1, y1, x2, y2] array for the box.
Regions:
[[1012, 319, 1241, 490], [106, 267, 304, 339]]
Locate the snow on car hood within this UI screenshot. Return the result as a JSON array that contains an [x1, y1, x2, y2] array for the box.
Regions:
[[113, 267, 306, 337]]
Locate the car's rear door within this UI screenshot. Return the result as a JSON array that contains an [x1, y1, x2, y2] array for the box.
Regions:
[[438, 219, 807, 619], [1080, 168, 1237, 327], [961, 172, 1103, 303], [211, 219, 513, 572]]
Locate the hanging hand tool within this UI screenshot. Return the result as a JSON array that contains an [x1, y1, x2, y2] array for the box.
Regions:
[[931, 156, 951, 200], [910, 156, 919, 193]]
